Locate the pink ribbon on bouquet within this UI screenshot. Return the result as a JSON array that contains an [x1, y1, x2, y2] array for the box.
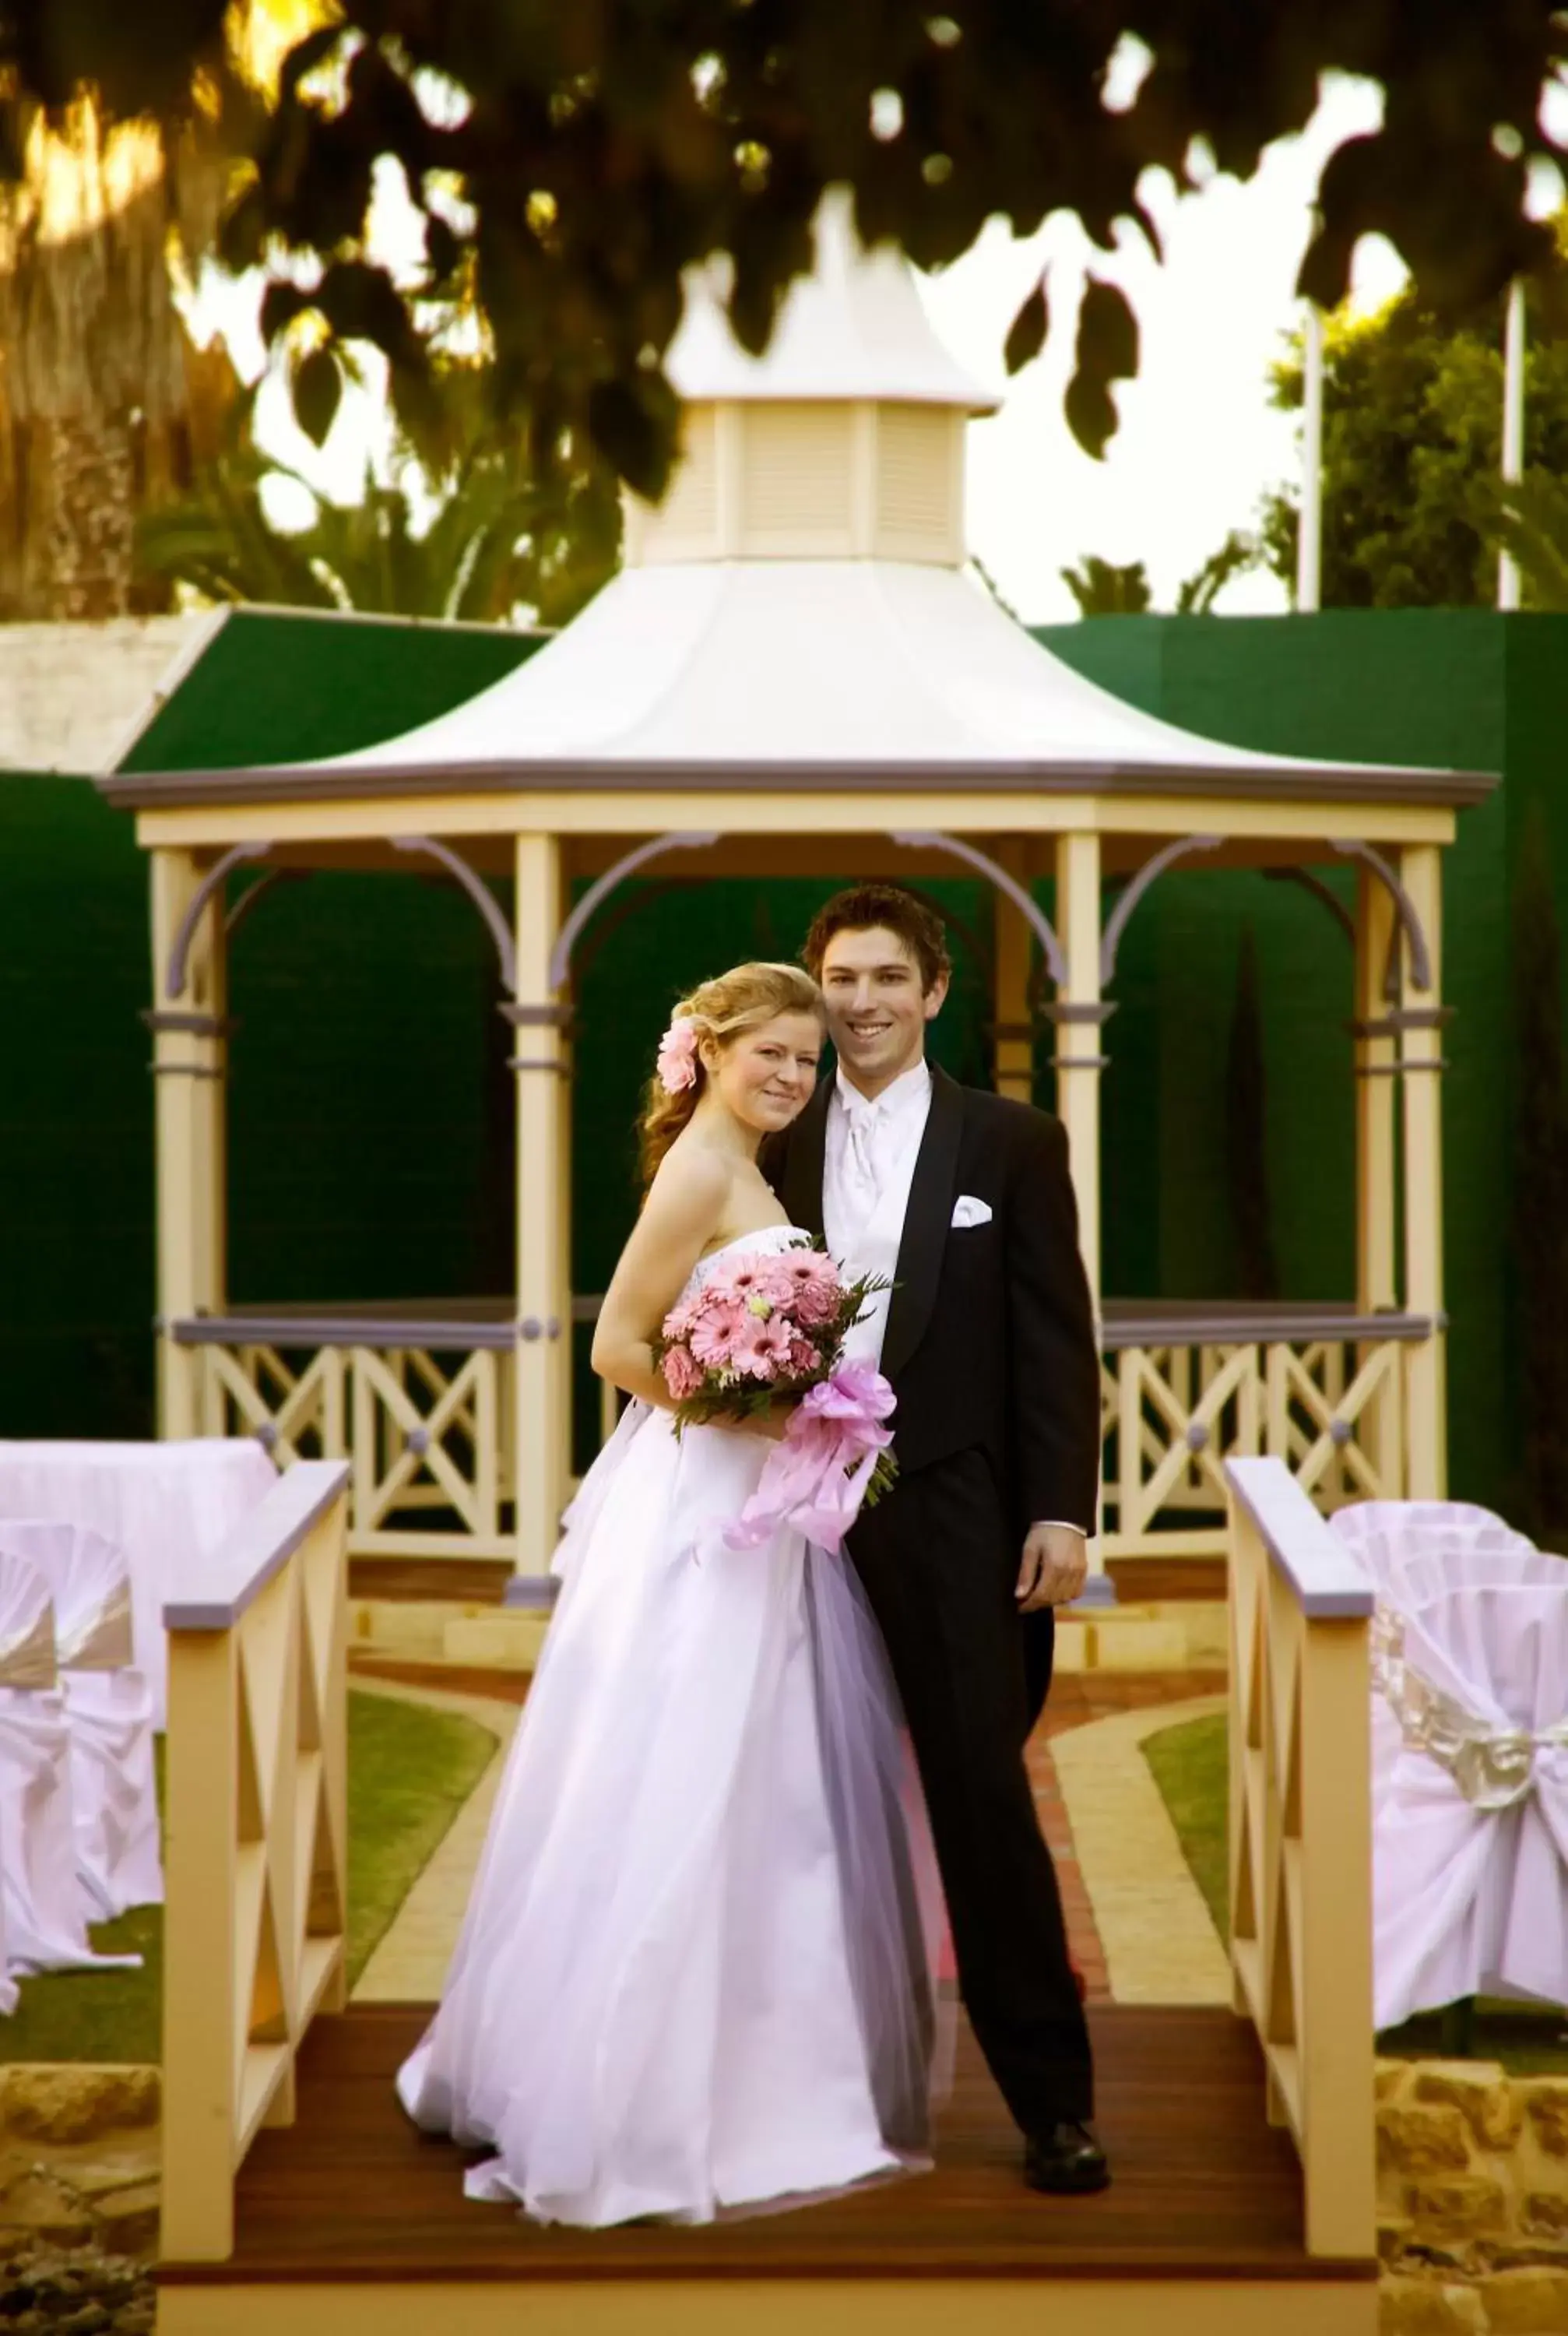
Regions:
[[724, 1362, 896, 1557]]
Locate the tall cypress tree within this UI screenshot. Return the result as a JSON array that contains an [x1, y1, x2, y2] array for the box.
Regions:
[[1511, 801, 1568, 1538], [1226, 922, 1279, 1302]]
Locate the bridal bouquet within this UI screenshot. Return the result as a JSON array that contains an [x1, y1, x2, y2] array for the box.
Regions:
[[652, 1242, 898, 1553]]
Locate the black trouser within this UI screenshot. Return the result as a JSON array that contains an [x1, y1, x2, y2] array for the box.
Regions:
[[849, 1448, 1094, 2134]]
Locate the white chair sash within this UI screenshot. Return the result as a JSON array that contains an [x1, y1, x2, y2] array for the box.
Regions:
[[0, 1542, 56, 1694], [0, 1520, 133, 1670]]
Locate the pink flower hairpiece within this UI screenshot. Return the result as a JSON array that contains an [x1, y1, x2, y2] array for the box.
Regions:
[[656, 1018, 700, 1094]]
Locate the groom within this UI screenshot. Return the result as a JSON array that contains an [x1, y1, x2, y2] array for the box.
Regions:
[[762, 883, 1108, 2196]]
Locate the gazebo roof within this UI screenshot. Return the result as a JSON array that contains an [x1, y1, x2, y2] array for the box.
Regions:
[[102, 558, 1495, 811]]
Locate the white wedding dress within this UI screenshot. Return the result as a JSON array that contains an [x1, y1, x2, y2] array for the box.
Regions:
[[397, 1226, 944, 2227]]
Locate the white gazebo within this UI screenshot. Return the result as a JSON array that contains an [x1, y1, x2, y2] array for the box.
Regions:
[[101, 193, 1495, 1601]]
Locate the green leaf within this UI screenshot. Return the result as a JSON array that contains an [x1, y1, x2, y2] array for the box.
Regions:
[[294, 345, 343, 449], [587, 376, 678, 505], [1065, 276, 1139, 460], [259, 279, 313, 347], [1004, 277, 1049, 375]]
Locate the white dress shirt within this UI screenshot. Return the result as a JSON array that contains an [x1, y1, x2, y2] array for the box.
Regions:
[[823, 1061, 931, 1370], [821, 1057, 1084, 1540]]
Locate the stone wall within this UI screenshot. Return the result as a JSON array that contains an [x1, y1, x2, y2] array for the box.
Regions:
[[1379, 2057, 1568, 2332], [0, 614, 206, 775]]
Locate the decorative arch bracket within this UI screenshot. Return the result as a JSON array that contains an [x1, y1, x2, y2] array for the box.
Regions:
[[888, 831, 1068, 991], [392, 836, 518, 994], [548, 832, 722, 993], [165, 840, 274, 1001], [1099, 834, 1224, 988], [1327, 839, 1433, 1000]]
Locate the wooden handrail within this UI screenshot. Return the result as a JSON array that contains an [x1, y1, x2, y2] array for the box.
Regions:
[[161, 1463, 350, 2262], [1223, 1455, 1376, 2263], [1225, 1455, 1376, 1619], [163, 1458, 349, 1628], [174, 1296, 1442, 1349]]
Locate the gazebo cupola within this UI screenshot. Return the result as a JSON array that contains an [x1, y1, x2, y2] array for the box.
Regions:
[[622, 190, 996, 572]]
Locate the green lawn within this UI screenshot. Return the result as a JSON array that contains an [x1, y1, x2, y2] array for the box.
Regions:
[[1141, 1710, 1229, 1938], [1142, 1708, 1568, 2075], [0, 1688, 497, 2063]]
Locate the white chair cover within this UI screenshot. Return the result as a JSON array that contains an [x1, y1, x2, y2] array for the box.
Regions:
[[0, 1522, 162, 1920], [0, 1547, 136, 1975], [1396, 1548, 1566, 1610], [1373, 1580, 1568, 2029], [1332, 1499, 1517, 1549]]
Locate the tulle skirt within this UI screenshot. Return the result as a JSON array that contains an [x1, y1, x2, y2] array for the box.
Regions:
[[396, 1399, 945, 2227]]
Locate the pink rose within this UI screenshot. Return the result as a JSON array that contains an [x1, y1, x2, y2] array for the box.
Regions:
[[772, 1251, 842, 1326], [786, 1335, 822, 1376], [795, 1279, 842, 1328], [691, 1300, 745, 1368], [661, 1343, 704, 1400]]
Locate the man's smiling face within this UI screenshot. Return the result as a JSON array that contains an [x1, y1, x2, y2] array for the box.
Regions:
[[818, 923, 948, 1099]]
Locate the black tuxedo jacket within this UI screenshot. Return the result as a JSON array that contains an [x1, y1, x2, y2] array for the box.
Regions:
[[761, 1066, 1100, 1536]]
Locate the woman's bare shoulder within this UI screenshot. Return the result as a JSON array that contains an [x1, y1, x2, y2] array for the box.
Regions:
[[642, 1138, 732, 1232]]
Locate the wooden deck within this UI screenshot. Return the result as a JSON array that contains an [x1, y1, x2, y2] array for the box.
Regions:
[[159, 2002, 1377, 2336]]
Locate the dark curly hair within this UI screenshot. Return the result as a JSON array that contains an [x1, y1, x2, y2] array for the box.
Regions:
[[801, 885, 951, 994]]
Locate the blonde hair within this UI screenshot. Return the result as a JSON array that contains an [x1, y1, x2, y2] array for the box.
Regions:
[[638, 960, 825, 1187]]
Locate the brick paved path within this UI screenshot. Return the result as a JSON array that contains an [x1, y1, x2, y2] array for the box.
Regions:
[[1025, 1670, 1228, 2002]]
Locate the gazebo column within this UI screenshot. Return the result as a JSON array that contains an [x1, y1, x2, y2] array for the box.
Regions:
[[1353, 870, 1401, 1492], [1354, 870, 1400, 1313], [148, 847, 228, 1440], [1050, 832, 1104, 1306], [1399, 846, 1447, 1497], [508, 833, 573, 1599], [1049, 830, 1114, 1602], [992, 842, 1035, 1104]]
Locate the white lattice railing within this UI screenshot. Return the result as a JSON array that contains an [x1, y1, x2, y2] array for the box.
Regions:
[[1099, 1304, 1431, 1560], [174, 1300, 1436, 1568], [1224, 1455, 1376, 2261], [177, 1310, 516, 1561]]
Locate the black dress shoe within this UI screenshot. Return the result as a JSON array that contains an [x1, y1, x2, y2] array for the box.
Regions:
[[1024, 2122, 1110, 2195]]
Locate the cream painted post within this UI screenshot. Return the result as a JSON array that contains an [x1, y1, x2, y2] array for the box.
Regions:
[[160, 1627, 238, 2259], [1053, 830, 1112, 1599], [1298, 1610, 1377, 2258], [993, 841, 1035, 1104], [1353, 871, 1398, 1314], [1354, 871, 1400, 1490], [1053, 832, 1103, 1310], [149, 848, 227, 1439], [1401, 846, 1447, 1496], [511, 835, 571, 1590]]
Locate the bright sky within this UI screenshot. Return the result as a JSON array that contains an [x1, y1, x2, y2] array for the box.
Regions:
[[195, 69, 1567, 624]]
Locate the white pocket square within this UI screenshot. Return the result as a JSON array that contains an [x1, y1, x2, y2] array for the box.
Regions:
[[951, 1194, 993, 1230]]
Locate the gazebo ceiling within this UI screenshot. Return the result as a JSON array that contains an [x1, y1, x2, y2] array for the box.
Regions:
[[100, 193, 1496, 822]]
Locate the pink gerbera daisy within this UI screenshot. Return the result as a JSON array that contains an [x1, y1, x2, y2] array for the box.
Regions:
[[691, 1301, 745, 1369], [732, 1314, 794, 1379]]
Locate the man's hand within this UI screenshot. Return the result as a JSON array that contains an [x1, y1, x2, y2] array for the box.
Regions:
[[1015, 1522, 1088, 1613]]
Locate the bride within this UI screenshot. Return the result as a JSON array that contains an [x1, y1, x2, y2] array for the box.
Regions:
[[397, 959, 943, 2227]]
